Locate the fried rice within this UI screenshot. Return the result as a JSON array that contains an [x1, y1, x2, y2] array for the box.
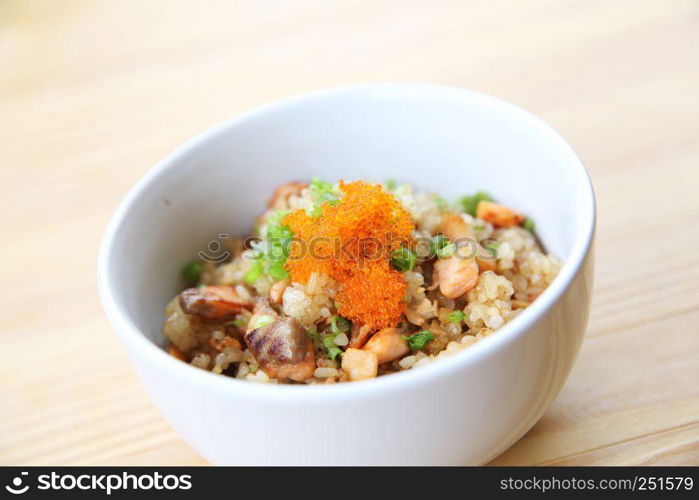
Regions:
[[162, 179, 562, 384]]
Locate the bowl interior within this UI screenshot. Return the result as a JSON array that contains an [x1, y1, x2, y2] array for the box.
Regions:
[[104, 84, 591, 348]]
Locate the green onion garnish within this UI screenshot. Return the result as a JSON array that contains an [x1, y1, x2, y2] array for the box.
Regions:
[[307, 177, 341, 217], [447, 310, 465, 323], [523, 217, 536, 233], [460, 191, 494, 217], [429, 234, 451, 258], [225, 317, 249, 329], [435, 242, 455, 259], [244, 258, 264, 284], [245, 209, 293, 283], [330, 315, 351, 334], [390, 247, 416, 272], [181, 261, 202, 286], [252, 315, 275, 329], [321, 335, 343, 360], [401, 330, 435, 351]]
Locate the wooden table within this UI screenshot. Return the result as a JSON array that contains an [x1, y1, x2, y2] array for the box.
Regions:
[[2, 0, 698, 466]]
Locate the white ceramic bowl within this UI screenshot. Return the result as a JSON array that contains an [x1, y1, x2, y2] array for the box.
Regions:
[[98, 83, 595, 465]]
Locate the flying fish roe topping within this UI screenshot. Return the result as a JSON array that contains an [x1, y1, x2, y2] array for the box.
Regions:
[[282, 181, 414, 329]]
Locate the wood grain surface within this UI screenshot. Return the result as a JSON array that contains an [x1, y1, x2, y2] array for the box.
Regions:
[[1, 0, 698, 465]]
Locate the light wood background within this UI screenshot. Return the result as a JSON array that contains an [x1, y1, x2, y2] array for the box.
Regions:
[[2, 0, 698, 466]]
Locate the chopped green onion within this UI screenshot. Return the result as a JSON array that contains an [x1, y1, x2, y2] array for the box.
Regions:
[[225, 317, 249, 328], [394, 183, 410, 197], [330, 315, 351, 334], [390, 247, 416, 271], [401, 330, 435, 351], [266, 211, 293, 260], [429, 234, 450, 257], [523, 217, 536, 233], [181, 261, 202, 286], [436, 242, 455, 259], [308, 198, 340, 217], [460, 191, 494, 216], [252, 315, 275, 329], [434, 196, 447, 208], [484, 240, 500, 253], [448, 310, 465, 323], [307, 327, 320, 340], [244, 259, 264, 284], [384, 179, 397, 191], [307, 177, 341, 217], [267, 259, 289, 280], [246, 210, 294, 283], [322, 335, 343, 360]]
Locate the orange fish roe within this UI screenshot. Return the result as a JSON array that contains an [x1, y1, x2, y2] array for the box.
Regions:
[[282, 181, 414, 329]]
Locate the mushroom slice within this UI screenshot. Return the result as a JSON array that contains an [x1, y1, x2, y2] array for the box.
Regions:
[[179, 286, 253, 321], [244, 317, 315, 382]]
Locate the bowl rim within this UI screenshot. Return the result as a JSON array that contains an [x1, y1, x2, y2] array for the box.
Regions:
[[97, 82, 595, 401]]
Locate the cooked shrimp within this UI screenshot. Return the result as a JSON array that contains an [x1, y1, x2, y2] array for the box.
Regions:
[[179, 286, 253, 321], [440, 212, 472, 241], [244, 317, 315, 382], [475, 201, 525, 228], [432, 256, 479, 299], [269, 277, 291, 305], [362, 327, 409, 364], [341, 348, 378, 381], [439, 213, 498, 273]]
